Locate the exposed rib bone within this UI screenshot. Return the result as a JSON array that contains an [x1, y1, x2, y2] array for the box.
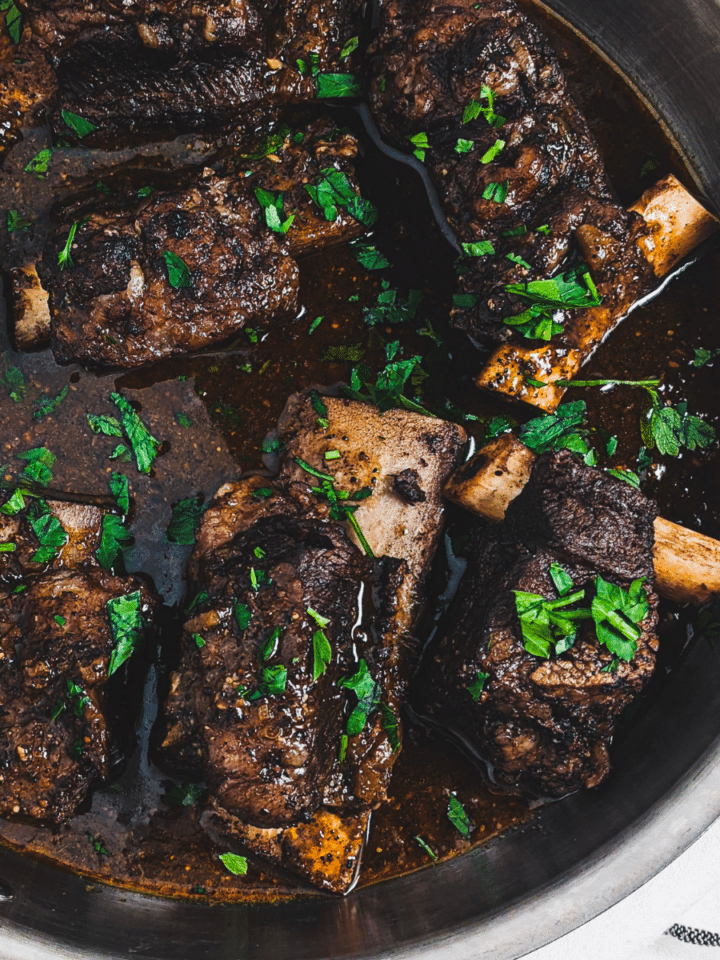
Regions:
[[476, 176, 719, 412]]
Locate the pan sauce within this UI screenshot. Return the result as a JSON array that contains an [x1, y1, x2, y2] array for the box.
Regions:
[[0, 0, 718, 901]]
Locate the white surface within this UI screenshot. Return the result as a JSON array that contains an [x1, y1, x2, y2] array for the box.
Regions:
[[526, 816, 720, 959]]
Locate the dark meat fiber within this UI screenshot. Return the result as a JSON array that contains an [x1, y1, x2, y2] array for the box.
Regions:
[[416, 450, 660, 798], [367, 0, 650, 348], [0, 499, 157, 822]]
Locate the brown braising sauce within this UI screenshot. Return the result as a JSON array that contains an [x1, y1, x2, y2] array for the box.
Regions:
[[0, 1, 718, 902]]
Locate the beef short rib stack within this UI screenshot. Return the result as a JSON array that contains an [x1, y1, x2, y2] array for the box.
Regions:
[[416, 449, 660, 798], [160, 393, 466, 891]]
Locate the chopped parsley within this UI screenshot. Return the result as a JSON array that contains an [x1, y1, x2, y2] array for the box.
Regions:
[[18, 446, 55, 487], [504, 264, 601, 340], [1, 0, 22, 43], [461, 240, 495, 257], [87, 413, 123, 437], [455, 138, 474, 154], [252, 664, 287, 698], [380, 703, 400, 752], [406, 132, 429, 162], [315, 73, 363, 98], [415, 836, 438, 861], [591, 576, 648, 662], [339, 35, 359, 59], [518, 401, 593, 460], [175, 411, 193, 428], [233, 601, 252, 631], [480, 139, 505, 164], [24, 148, 52, 177], [447, 795, 471, 837], [349, 238, 390, 271], [482, 180, 508, 204], [97, 514, 132, 571], [294, 458, 374, 556], [193, 633, 206, 649], [166, 496, 205, 545], [238, 123, 290, 161], [58, 222, 79, 270], [641, 396, 716, 457], [107, 590, 144, 676], [306, 167, 377, 226], [363, 280, 422, 326], [260, 625, 282, 661], [462, 85, 505, 128], [254, 187, 295, 235], [467, 671, 489, 701], [61, 110, 97, 138], [164, 783, 206, 807], [311, 627, 332, 681], [693, 347, 720, 368], [110, 392, 162, 474], [219, 852, 248, 876], [6, 209, 31, 233], [33, 385, 69, 421], [338, 659, 379, 735], [67, 680, 90, 718], [322, 342, 365, 363], [606, 467, 641, 489], [506, 253, 532, 270], [344, 344, 431, 417], [163, 250, 192, 289], [0, 361, 25, 402]]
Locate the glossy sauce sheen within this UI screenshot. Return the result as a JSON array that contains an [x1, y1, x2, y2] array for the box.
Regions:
[[0, 1, 718, 901]]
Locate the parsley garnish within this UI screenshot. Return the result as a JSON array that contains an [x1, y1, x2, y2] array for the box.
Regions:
[[137, 186, 154, 198], [363, 280, 422, 327], [461, 241, 495, 257], [97, 472, 131, 570], [514, 584, 590, 657], [415, 836, 438, 861], [350, 239, 389, 270], [480, 139, 505, 164], [252, 664, 287, 698], [175, 411, 193, 428], [315, 73, 363, 98], [606, 467, 641, 489], [504, 264, 601, 340], [591, 576, 648, 661], [338, 659, 379, 735], [33, 385, 69, 420], [693, 347, 720, 368], [67, 680, 90, 718], [308, 607, 332, 680], [306, 168, 377, 226], [407, 132, 429, 161], [61, 110, 97, 138], [254, 187, 295, 235], [455, 138, 474, 154], [166, 496, 204, 545], [165, 783, 206, 807], [506, 253, 531, 270], [193, 633, 206, 649], [58, 222, 79, 270], [518, 401, 593, 460], [447, 795, 471, 837], [24, 148, 52, 177], [502, 225, 528, 237], [6, 209, 31, 233], [18, 446, 55, 487], [295, 458, 374, 556], [163, 251, 192, 289], [234, 600, 252, 631], [219, 852, 248, 875], [462, 85, 505, 128], [482, 180, 508, 204], [87, 413, 123, 437], [107, 591, 144, 676], [110, 393, 161, 474], [1, 0, 22, 43], [641, 396, 716, 457], [238, 124, 290, 161], [467, 671, 489, 701], [0, 361, 25, 402], [380, 703, 400, 751], [339, 35, 359, 58], [322, 342, 365, 363]]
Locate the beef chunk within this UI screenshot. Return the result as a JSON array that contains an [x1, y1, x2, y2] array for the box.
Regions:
[[367, 0, 649, 347], [416, 450, 660, 798], [161, 393, 465, 890], [37, 173, 300, 368], [0, 569, 156, 822]]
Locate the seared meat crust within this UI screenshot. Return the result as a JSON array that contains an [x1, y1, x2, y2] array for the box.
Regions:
[[417, 450, 660, 798]]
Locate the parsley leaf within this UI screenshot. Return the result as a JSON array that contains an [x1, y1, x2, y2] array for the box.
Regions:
[[252, 664, 287, 698], [306, 168, 377, 226], [97, 514, 132, 571], [28, 501, 68, 563], [166, 496, 204, 545], [1, 361, 25, 402], [349, 239, 390, 271], [468, 671, 489, 701], [322, 343, 365, 363], [254, 187, 295, 235], [110, 393, 161, 474], [514, 585, 591, 658], [482, 180, 508, 204], [461, 240, 495, 257], [591, 576, 648, 661], [641, 397, 716, 457], [163, 251, 192, 289], [24, 148, 52, 177], [61, 110, 97, 138], [233, 600, 252, 631], [315, 73, 363, 98], [693, 347, 720, 368], [58, 222, 79, 270], [455, 138, 474, 154], [312, 628, 332, 681], [165, 783, 206, 807], [415, 836, 438, 860], [407, 132, 429, 162], [107, 590, 144, 676], [504, 264, 601, 340], [480, 139, 505, 163], [17, 446, 55, 487], [380, 703, 400, 751], [1, 0, 21, 43], [519, 401, 593, 457], [33, 386, 69, 421], [363, 280, 422, 326], [606, 467, 641, 488], [447, 795, 471, 837], [339, 35, 359, 58], [462, 85, 505, 128], [238, 124, 290, 161], [219, 852, 248, 875], [295, 459, 374, 556], [338, 659, 379, 736], [6, 209, 31, 233], [87, 413, 123, 437]]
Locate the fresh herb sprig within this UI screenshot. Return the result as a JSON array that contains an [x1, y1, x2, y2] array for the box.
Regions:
[[504, 264, 601, 341], [294, 458, 374, 556]]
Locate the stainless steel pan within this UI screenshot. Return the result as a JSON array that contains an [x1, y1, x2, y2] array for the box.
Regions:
[[1, 0, 719, 956]]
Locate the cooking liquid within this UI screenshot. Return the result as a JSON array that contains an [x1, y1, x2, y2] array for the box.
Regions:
[[0, 1, 718, 901]]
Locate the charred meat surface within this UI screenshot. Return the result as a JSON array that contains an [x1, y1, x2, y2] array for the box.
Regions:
[[161, 394, 465, 890], [37, 174, 300, 367], [417, 450, 660, 798], [366, 0, 649, 348], [0, 548, 157, 822]]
